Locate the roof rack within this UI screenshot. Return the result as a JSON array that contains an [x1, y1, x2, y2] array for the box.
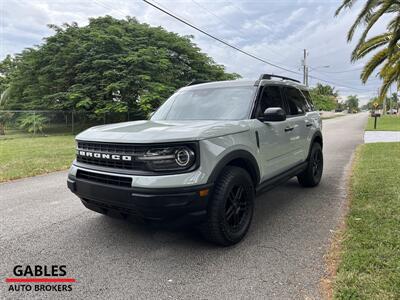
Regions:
[[258, 74, 300, 83], [186, 80, 209, 86]]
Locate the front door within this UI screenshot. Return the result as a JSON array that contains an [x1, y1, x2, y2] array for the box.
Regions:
[[253, 85, 297, 181]]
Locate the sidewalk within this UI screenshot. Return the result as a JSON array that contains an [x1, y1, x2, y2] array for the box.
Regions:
[[364, 131, 400, 143]]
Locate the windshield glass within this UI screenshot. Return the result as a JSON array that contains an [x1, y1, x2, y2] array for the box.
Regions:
[[151, 86, 256, 121]]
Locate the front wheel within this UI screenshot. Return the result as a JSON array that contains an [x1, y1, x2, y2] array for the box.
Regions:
[[200, 166, 255, 246], [297, 142, 323, 187]]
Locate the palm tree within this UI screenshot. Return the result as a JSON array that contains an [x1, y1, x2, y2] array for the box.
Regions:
[[336, 0, 400, 100]]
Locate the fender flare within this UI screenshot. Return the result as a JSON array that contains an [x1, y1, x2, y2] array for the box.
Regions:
[[307, 131, 323, 160], [207, 150, 260, 185], [311, 130, 323, 148]]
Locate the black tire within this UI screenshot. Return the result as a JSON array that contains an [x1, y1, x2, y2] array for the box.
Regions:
[[200, 166, 255, 246], [297, 142, 323, 187]]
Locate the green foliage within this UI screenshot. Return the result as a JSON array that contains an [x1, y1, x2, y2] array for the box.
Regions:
[[309, 83, 338, 111], [18, 114, 49, 134], [334, 143, 400, 299], [1, 16, 239, 119], [366, 115, 400, 131], [346, 95, 359, 112], [336, 0, 400, 100]]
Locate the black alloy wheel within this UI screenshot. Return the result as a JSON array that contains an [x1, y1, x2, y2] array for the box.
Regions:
[[200, 166, 254, 246], [298, 142, 323, 187], [225, 185, 249, 231]]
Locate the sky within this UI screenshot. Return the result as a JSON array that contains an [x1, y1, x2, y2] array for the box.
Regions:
[[0, 0, 394, 104]]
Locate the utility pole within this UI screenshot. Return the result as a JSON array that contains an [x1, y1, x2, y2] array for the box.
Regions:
[[303, 49, 309, 86]]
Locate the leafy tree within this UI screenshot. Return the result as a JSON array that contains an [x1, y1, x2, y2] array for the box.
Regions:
[[345, 95, 360, 112], [309, 83, 338, 111], [18, 113, 48, 134], [1, 16, 239, 118], [335, 0, 400, 101]]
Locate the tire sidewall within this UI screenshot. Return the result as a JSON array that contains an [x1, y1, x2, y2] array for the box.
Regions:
[[212, 167, 254, 244], [309, 143, 323, 183]]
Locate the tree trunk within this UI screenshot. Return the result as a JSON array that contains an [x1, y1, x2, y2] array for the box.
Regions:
[[0, 123, 5, 135]]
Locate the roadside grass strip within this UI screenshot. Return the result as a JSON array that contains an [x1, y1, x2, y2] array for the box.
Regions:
[[0, 135, 75, 182], [366, 116, 400, 131], [334, 142, 400, 299]]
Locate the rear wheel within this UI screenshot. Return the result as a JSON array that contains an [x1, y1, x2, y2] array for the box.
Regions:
[[298, 142, 323, 187], [200, 166, 254, 246]]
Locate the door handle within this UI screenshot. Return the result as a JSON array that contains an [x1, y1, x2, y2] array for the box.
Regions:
[[284, 126, 294, 132], [306, 123, 312, 127]]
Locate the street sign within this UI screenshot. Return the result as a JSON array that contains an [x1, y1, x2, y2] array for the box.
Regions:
[[373, 102, 379, 108]]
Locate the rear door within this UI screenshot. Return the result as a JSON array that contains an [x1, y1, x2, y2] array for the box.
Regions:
[[282, 86, 310, 163]]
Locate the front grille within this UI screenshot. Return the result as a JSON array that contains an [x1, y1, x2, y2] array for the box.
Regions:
[[77, 141, 147, 155], [76, 170, 132, 187], [76, 141, 147, 170]]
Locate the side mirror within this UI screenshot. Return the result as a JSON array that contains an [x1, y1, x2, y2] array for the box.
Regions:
[[263, 107, 286, 122]]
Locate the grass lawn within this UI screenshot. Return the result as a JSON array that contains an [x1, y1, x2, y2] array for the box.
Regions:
[[334, 142, 400, 299], [0, 135, 75, 182], [366, 115, 400, 131]]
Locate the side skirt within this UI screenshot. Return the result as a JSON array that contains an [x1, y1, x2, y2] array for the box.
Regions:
[[255, 161, 308, 195]]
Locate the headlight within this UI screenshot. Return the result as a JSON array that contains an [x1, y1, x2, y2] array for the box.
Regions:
[[137, 145, 196, 171]]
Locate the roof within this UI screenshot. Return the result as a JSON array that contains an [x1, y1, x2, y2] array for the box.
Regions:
[[181, 78, 309, 91]]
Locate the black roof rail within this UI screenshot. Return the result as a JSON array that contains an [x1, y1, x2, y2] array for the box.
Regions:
[[258, 74, 300, 83], [186, 80, 209, 86]]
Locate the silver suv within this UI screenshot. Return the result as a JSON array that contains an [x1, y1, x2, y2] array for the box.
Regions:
[[67, 74, 323, 246]]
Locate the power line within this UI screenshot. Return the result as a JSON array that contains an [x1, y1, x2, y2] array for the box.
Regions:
[[190, 0, 241, 34], [311, 67, 365, 74], [189, 0, 299, 69], [142, 0, 302, 76], [308, 73, 379, 93], [91, 0, 374, 95]]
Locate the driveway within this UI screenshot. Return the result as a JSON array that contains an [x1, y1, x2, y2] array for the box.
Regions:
[[0, 113, 368, 299]]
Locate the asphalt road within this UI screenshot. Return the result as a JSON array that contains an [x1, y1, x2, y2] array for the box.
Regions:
[[0, 113, 368, 299]]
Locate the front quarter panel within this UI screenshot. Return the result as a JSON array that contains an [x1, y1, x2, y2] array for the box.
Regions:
[[200, 128, 259, 183]]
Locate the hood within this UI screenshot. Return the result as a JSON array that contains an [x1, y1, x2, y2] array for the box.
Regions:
[[76, 120, 250, 143]]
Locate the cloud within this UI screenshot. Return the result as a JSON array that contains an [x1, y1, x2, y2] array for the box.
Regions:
[[0, 0, 393, 103]]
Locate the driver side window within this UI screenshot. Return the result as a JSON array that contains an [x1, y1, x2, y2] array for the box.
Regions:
[[256, 86, 285, 118]]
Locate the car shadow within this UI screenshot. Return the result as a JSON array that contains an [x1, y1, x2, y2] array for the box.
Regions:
[[81, 177, 319, 251]]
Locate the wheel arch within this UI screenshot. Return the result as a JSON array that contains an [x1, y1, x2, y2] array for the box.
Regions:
[[311, 131, 323, 149], [306, 131, 323, 161], [207, 150, 260, 186]]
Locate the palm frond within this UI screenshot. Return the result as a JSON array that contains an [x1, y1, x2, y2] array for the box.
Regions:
[[347, 0, 379, 41], [0, 87, 11, 107], [379, 63, 400, 100], [352, 33, 390, 60], [361, 48, 388, 82], [355, 1, 394, 46], [387, 15, 400, 57], [335, 0, 357, 16]]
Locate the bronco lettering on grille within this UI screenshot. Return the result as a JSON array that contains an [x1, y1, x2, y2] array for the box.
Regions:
[[77, 150, 132, 161]]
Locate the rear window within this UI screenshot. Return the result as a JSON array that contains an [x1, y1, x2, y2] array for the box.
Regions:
[[284, 87, 313, 115], [300, 90, 315, 111]]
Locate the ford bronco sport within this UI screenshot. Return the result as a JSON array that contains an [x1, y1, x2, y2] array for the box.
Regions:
[[67, 74, 323, 246]]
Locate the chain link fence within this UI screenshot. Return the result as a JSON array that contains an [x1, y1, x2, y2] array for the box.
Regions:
[[0, 110, 143, 140]]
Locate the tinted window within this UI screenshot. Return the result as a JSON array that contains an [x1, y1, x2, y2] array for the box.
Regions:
[[151, 86, 256, 120], [256, 86, 284, 117], [285, 87, 309, 115]]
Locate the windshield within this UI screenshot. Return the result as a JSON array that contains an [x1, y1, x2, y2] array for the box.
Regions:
[[151, 86, 256, 121]]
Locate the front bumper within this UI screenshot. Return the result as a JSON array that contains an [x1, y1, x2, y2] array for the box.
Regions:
[[67, 174, 212, 226]]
